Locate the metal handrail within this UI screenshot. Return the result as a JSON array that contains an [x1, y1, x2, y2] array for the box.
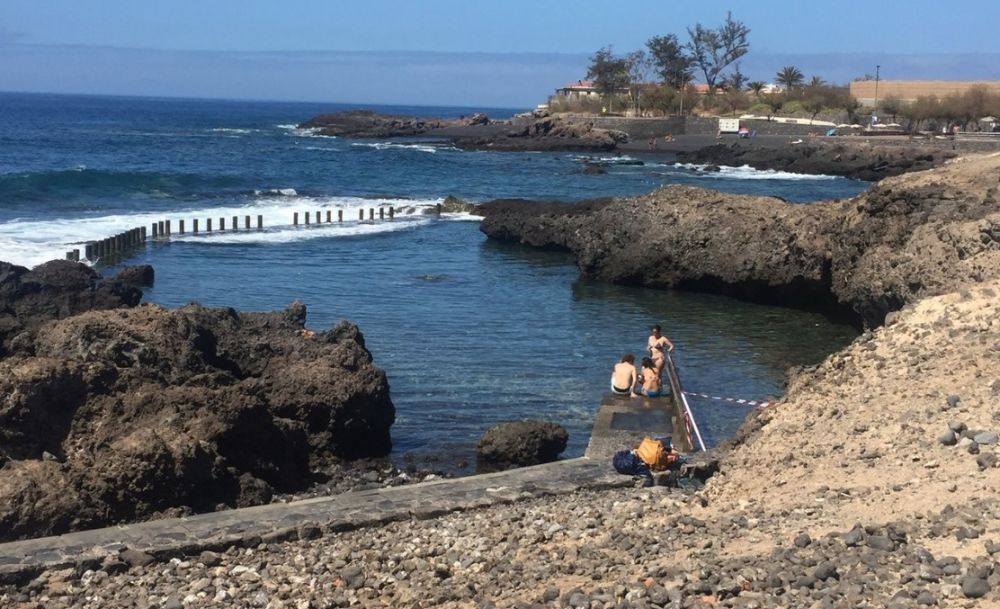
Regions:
[[665, 352, 707, 452]]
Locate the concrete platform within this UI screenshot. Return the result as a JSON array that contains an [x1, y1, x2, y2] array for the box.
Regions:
[[0, 458, 630, 584], [585, 392, 692, 460]]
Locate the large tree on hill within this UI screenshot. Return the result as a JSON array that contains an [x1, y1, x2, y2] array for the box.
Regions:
[[685, 12, 751, 92], [776, 66, 805, 90], [586, 46, 631, 109], [646, 34, 693, 90]]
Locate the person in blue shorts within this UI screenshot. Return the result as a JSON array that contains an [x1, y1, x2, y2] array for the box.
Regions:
[[638, 357, 663, 397]]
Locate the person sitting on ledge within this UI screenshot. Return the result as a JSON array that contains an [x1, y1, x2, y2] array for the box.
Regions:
[[611, 353, 638, 398], [638, 357, 663, 397]]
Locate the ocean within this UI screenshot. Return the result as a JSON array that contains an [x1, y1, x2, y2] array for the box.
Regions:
[[0, 92, 867, 471]]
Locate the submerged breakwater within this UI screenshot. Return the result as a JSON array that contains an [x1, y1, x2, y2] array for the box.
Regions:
[[0, 93, 867, 471]]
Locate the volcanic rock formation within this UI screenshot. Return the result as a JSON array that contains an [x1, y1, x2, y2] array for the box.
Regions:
[[0, 261, 394, 542], [479, 154, 1000, 327]]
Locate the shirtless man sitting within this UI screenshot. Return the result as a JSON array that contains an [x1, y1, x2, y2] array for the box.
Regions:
[[611, 353, 638, 398], [647, 324, 675, 379]]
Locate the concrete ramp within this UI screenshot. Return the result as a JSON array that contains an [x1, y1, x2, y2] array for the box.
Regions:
[[585, 392, 692, 460]]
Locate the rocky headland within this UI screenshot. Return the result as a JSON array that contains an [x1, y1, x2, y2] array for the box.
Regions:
[[675, 140, 956, 181], [0, 260, 395, 542], [479, 153, 1000, 327], [298, 110, 627, 152]]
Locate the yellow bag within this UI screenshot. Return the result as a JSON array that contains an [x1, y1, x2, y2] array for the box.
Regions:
[[635, 437, 676, 471]]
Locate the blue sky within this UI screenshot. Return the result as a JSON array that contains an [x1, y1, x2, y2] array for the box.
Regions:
[[1, 1, 998, 107]]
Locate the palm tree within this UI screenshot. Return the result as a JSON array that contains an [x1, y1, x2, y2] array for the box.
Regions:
[[808, 75, 825, 88], [748, 81, 766, 98], [776, 66, 804, 90]]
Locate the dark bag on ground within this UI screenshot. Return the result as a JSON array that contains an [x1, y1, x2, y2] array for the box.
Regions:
[[612, 449, 652, 481]]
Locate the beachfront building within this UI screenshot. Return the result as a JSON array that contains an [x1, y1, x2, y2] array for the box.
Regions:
[[553, 80, 602, 100], [850, 80, 1000, 106]]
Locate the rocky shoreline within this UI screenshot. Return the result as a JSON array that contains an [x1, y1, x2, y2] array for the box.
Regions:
[[0, 261, 396, 542], [479, 154, 1000, 327], [299, 109, 978, 179], [3, 157, 1000, 606]]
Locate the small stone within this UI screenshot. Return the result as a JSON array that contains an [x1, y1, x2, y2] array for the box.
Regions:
[[41, 451, 58, 462], [868, 535, 895, 552], [938, 430, 957, 446], [164, 595, 183, 609], [968, 441, 981, 455], [976, 453, 998, 470], [814, 561, 839, 581], [198, 551, 220, 567], [949, 420, 967, 433], [946, 395, 961, 408], [844, 525, 866, 547], [119, 549, 155, 568], [973, 431, 998, 445], [916, 590, 936, 605], [794, 533, 812, 548], [541, 588, 559, 603], [923, 460, 939, 469], [960, 575, 990, 598]]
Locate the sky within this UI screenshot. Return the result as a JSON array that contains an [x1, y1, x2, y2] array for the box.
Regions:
[[1, 0, 998, 108]]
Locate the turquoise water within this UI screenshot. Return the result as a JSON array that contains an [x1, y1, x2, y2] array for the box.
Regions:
[[0, 93, 865, 470]]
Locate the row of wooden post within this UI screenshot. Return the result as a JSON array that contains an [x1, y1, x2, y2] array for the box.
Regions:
[[292, 207, 397, 226], [70, 226, 146, 261], [68, 205, 426, 263], [150, 215, 265, 238]]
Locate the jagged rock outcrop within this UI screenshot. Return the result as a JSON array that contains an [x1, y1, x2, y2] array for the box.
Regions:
[[298, 110, 491, 138], [0, 293, 394, 542], [0, 260, 145, 357], [476, 421, 568, 472], [454, 116, 628, 152], [479, 154, 1000, 327], [676, 141, 955, 180]]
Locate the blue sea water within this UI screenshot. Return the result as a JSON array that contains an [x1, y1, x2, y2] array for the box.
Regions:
[[0, 92, 867, 470]]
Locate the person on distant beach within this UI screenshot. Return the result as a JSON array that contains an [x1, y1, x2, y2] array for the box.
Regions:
[[664, 133, 674, 143], [638, 357, 663, 397], [647, 324, 674, 378], [611, 353, 638, 398]]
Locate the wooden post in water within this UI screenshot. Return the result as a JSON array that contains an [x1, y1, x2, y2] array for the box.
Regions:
[[379, 207, 384, 220], [158, 221, 165, 236], [232, 216, 238, 231], [326, 210, 332, 223], [245, 215, 250, 229], [338, 210, 343, 222], [85, 243, 94, 260], [293, 212, 299, 226], [193, 219, 199, 233], [305, 211, 311, 225], [152, 223, 158, 238], [207, 218, 212, 232], [220, 217, 226, 231], [140, 226, 146, 241], [436, 203, 442, 215], [359, 209, 364, 221], [389, 207, 395, 220], [257, 215, 263, 229], [179, 220, 185, 234], [165, 220, 171, 235]]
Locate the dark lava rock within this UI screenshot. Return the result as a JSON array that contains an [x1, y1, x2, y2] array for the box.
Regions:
[[814, 561, 840, 581], [794, 532, 812, 548], [454, 116, 627, 152], [0, 260, 142, 356], [938, 430, 957, 446], [0, 301, 394, 542], [961, 575, 990, 598], [946, 394, 962, 408], [439, 195, 479, 214], [582, 163, 607, 175], [478, 166, 999, 327], [476, 420, 568, 471], [976, 452, 998, 470], [111, 265, 155, 288], [119, 549, 155, 568], [676, 141, 952, 181]]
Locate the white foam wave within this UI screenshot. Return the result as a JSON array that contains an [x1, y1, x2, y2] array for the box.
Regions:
[[351, 142, 456, 154], [672, 163, 839, 181], [253, 188, 298, 196], [210, 128, 255, 135], [0, 196, 447, 268], [276, 124, 333, 138]]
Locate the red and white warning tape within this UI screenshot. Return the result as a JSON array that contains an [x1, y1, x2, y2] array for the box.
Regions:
[[683, 391, 778, 409]]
